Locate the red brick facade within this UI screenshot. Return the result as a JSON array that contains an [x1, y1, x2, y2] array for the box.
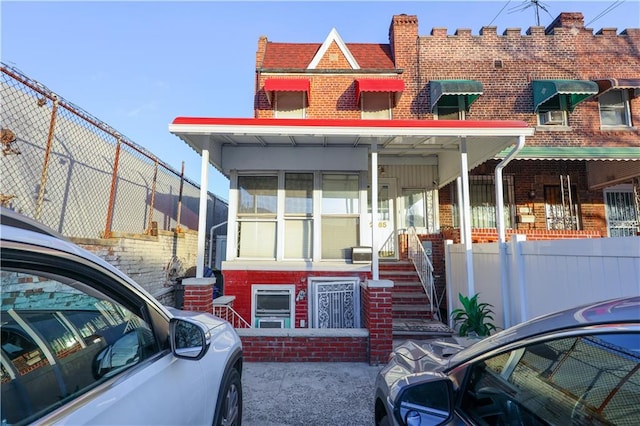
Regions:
[[183, 11, 638, 363]]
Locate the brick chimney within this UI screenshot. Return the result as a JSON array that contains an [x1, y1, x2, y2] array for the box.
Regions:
[[256, 35, 268, 69], [389, 14, 418, 69], [545, 12, 585, 35]]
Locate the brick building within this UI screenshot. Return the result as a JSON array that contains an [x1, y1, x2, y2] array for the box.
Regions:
[[170, 12, 639, 362]]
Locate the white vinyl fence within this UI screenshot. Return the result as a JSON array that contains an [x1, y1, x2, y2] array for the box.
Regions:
[[445, 236, 640, 331]]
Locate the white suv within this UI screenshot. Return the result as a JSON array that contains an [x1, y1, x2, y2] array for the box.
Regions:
[[0, 208, 243, 425]]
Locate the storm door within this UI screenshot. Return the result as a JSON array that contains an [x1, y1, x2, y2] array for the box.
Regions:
[[309, 278, 360, 328], [371, 178, 397, 259]]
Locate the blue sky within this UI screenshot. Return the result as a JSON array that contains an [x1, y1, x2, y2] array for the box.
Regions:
[[2, 0, 639, 200]]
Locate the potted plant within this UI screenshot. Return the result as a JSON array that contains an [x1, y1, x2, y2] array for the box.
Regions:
[[451, 293, 497, 338]]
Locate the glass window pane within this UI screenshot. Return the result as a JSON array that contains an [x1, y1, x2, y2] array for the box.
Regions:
[[285, 219, 312, 259], [238, 221, 276, 257], [275, 92, 305, 118], [322, 174, 359, 214], [238, 176, 277, 215], [463, 334, 640, 425], [361, 93, 391, 119], [285, 173, 313, 215], [0, 271, 155, 425], [403, 189, 426, 228], [321, 217, 359, 259], [437, 106, 461, 120], [599, 90, 630, 126]]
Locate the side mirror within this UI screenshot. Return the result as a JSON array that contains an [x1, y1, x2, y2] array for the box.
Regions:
[[169, 317, 211, 360], [392, 374, 455, 426]]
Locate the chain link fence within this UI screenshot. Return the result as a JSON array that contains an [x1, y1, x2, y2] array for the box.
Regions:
[[1, 62, 227, 239]]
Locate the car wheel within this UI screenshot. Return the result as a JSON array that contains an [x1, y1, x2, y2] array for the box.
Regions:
[[378, 414, 391, 426], [213, 368, 242, 426]]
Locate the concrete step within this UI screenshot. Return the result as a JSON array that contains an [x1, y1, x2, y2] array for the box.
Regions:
[[392, 319, 455, 340]]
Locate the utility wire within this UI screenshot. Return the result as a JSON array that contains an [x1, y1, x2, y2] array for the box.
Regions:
[[489, 0, 513, 26], [585, 0, 625, 27]]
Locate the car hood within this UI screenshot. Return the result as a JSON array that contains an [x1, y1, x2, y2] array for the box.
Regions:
[[391, 337, 477, 374]]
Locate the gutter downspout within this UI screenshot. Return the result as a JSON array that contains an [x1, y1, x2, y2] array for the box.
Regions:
[[496, 135, 526, 329], [208, 221, 228, 270]]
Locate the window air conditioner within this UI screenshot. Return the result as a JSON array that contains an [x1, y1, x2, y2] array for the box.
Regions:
[[542, 110, 564, 125], [257, 318, 285, 328]]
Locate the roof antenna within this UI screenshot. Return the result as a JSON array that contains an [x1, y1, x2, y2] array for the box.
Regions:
[[508, 0, 552, 26]]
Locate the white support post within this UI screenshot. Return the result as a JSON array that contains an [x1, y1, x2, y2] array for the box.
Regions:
[[371, 143, 379, 281], [196, 147, 210, 278], [459, 138, 475, 296], [456, 176, 465, 245]]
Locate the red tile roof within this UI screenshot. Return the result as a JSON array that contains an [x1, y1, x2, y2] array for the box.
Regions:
[[262, 42, 395, 70]]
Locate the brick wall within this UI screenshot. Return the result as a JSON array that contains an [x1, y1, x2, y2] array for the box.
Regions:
[[72, 229, 199, 304], [222, 269, 371, 328]]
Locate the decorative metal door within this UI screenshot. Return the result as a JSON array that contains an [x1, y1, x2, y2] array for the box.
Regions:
[[310, 279, 360, 328], [605, 186, 639, 237]]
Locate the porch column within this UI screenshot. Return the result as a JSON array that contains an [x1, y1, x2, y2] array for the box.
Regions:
[[459, 137, 475, 295], [362, 279, 393, 365], [196, 147, 210, 278], [371, 142, 379, 280]]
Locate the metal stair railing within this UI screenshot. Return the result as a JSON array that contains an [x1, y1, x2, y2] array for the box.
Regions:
[[407, 226, 440, 320], [378, 230, 397, 259], [213, 303, 252, 329]]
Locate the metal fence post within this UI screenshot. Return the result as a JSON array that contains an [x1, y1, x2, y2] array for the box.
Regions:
[[176, 161, 184, 232], [104, 139, 121, 238], [147, 159, 158, 234], [35, 96, 58, 220]]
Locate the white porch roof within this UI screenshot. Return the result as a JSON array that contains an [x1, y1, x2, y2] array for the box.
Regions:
[[169, 117, 534, 188], [169, 116, 534, 290]]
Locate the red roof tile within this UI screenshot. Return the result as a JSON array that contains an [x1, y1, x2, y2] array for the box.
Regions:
[[262, 42, 395, 70]]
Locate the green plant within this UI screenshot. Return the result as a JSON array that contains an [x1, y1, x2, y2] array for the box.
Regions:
[[451, 293, 497, 337]]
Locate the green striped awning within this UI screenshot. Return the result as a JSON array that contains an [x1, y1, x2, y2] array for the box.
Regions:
[[532, 80, 599, 112], [430, 80, 483, 112], [495, 147, 640, 160]]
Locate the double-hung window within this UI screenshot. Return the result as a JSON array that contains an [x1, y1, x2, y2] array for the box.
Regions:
[[284, 173, 313, 259], [435, 96, 465, 120], [274, 92, 306, 118], [599, 89, 632, 127], [361, 92, 392, 119], [321, 174, 360, 259], [237, 175, 277, 258]]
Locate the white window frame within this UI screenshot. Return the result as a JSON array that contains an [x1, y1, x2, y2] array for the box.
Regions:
[[537, 96, 568, 126], [234, 172, 362, 262], [251, 284, 295, 328], [598, 89, 632, 128]]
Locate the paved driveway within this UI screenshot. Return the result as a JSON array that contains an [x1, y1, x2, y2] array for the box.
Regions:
[[242, 362, 383, 425]]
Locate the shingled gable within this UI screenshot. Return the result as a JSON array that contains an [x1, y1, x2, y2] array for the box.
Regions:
[[308, 28, 359, 69]]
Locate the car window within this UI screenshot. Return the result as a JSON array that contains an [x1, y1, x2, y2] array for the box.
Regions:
[[460, 332, 640, 426], [1, 269, 158, 425]]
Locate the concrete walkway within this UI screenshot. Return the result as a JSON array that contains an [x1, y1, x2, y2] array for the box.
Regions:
[[242, 362, 383, 426]]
